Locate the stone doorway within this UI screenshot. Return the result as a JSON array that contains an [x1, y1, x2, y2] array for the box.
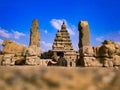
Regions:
[[57, 52, 64, 57]]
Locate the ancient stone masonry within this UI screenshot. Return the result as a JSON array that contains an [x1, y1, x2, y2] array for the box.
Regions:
[[0, 19, 41, 65], [0, 19, 120, 67], [78, 20, 120, 67], [1, 40, 25, 65], [93, 40, 120, 67], [78, 21, 94, 66], [52, 22, 77, 67], [24, 19, 41, 65], [29, 19, 40, 47]]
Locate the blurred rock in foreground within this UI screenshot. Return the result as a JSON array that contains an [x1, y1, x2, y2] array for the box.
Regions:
[[0, 66, 120, 90]]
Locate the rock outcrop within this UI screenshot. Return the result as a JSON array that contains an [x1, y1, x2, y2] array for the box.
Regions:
[[2, 40, 25, 56]]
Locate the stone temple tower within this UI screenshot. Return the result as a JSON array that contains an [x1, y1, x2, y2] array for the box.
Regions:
[[52, 22, 77, 66], [29, 19, 40, 47]]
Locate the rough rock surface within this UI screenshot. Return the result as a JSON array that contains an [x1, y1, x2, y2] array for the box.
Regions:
[[82, 46, 94, 57], [26, 56, 41, 65], [1, 54, 14, 65], [99, 40, 116, 58], [78, 21, 90, 48], [29, 19, 40, 47], [23, 45, 41, 57], [23, 45, 41, 65], [0, 66, 120, 90], [2, 40, 25, 56]]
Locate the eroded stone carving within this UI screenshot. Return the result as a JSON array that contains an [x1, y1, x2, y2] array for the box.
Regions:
[[29, 19, 40, 47], [2, 40, 25, 56]]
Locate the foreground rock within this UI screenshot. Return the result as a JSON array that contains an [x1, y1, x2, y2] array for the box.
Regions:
[[0, 66, 120, 90]]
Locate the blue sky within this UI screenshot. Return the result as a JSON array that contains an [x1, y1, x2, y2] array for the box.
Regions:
[[0, 0, 120, 52]]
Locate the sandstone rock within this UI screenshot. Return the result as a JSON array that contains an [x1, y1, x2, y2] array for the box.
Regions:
[[1, 54, 14, 65], [99, 40, 116, 58], [83, 57, 95, 67], [0, 55, 3, 65], [23, 45, 41, 56], [78, 21, 90, 48], [29, 19, 40, 47], [82, 46, 94, 57], [93, 46, 101, 57], [26, 56, 40, 65], [12, 56, 25, 65], [103, 58, 114, 67], [113, 55, 120, 66], [2, 40, 25, 56]]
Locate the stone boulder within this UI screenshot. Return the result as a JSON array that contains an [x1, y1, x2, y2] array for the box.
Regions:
[[2, 40, 25, 56], [1, 54, 14, 65], [82, 46, 94, 57], [26, 56, 40, 65], [113, 55, 120, 66], [23, 45, 41, 56], [93, 40, 117, 58], [99, 40, 116, 58]]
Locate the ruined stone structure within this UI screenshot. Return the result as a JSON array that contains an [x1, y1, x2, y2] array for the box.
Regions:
[[2, 40, 25, 56], [0, 19, 41, 65], [24, 19, 41, 65], [52, 22, 77, 67], [78, 20, 120, 67], [78, 21, 94, 66], [29, 19, 40, 47], [0, 19, 120, 67]]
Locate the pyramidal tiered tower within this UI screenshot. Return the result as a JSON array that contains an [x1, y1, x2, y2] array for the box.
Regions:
[[52, 22, 77, 66]]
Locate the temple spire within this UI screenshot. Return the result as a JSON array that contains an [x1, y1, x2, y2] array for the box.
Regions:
[[61, 21, 66, 29]]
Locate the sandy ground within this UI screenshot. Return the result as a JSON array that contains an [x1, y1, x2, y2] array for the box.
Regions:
[[0, 66, 120, 90]]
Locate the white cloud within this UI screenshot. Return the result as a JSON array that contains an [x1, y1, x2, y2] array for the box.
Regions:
[[96, 36, 104, 42], [12, 30, 25, 39], [50, 19, 75, 35], [44, 30, 48, 34], [0, 27, 26, 40], [0, 39, 3, 45], [0, 28, 11, 38], [41, 41, 52, 52]]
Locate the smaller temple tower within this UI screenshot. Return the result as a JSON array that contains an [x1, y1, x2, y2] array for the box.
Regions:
[[52, 22, 77, 67]]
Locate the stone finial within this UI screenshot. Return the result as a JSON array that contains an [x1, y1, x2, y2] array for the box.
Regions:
[[29, 19, 40, 47], [78, 21, 90, 48], [61, 21, 66, 29]]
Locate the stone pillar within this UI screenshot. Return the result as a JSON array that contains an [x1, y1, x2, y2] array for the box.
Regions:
[[24, 19, 41, 65], [78, 21, 94, 66], [29, 19, 40, 47]]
